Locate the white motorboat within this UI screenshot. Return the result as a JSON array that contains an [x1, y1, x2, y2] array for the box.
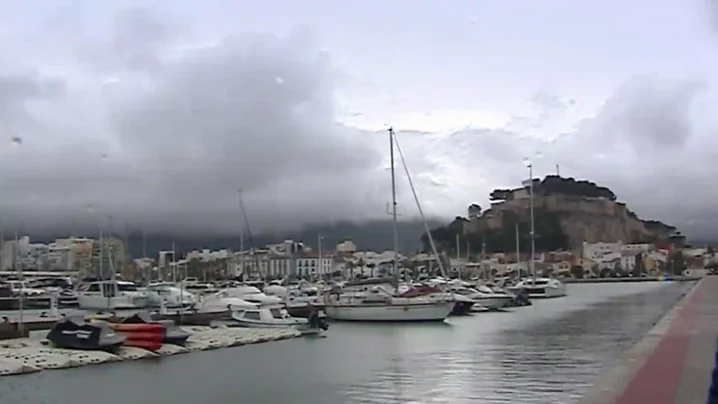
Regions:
[[219, 285, 283, 306], [228, 306, 307, 328], [222, 306, 330, 335], [508, 277, 566, 298], [323, 286, 455, 322], [29, 277, 78, 306], [471, 285, 514, 309], [416, 279, 480, 315], [143, 282, 197, 309], [194, 289, 259, 313], [178, 277, 218, 294], [77, 280, 150, 310], [266, 282, 322, 304], [7, 280, 45, 297]]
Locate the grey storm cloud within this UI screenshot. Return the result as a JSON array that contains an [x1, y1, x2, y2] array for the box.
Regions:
[[0, 9, 403, 235], [0, 4, 717, 240]]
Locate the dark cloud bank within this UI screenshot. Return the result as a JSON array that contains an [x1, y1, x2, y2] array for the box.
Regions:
[[0, 8, 717, 241]]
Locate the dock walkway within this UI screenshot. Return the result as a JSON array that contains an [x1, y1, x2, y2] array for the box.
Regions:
[[577, 276, 718, 404]]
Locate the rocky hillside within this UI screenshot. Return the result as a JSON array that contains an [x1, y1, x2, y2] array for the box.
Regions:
[[423, 175, 677, 254]]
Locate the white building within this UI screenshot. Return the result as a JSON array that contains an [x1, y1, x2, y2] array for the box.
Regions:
[[158, 250, 175, 268], [296, 254, 335, 278], [336, 240, 357, 254], [582, 241, 624, 261], [47, 242, 73, 271], [185, 248, 232, 263], [1, 236, 29, 270], [0, 236, 52, 271], [620, 253, 637, 272]]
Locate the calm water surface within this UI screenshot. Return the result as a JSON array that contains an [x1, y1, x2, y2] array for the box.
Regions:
[[1, 281, 693, 404]]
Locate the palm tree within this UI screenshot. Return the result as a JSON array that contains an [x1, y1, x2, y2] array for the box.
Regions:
[[345, 261, 356, 280], [403, 259, 417, 280], [356, 257, 366, 277], [367, 263, 377, 278]]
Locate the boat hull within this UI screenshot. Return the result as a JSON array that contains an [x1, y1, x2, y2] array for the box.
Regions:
[[324, 302, 455, 322], [450, 301, 474, 315], [509, 286, 567, 299], [229, 321, 304, 328], [78, 295, 150, 311], [508, 278, 567, 299], [473, 296, 513, 310], [284, 302, 325, 319]]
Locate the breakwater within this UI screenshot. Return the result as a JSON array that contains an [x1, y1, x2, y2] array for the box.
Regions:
[[0, 326, 301, 376]]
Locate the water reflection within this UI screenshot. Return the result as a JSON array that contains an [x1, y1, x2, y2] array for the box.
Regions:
[[343, 282, 690, 404]]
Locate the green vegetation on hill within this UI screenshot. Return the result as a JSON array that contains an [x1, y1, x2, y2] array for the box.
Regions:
[[490, 175, 617, 202]]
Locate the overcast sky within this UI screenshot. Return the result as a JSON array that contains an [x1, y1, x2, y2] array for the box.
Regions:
[[0, 0, 717, 237]]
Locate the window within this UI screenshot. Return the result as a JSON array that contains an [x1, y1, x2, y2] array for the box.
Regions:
[[87, 284, 100, 292], [117, 283, 138, 292], [269, 308, 283, 319], [102, 283, 116, 297], [244, 311, 261, 320]]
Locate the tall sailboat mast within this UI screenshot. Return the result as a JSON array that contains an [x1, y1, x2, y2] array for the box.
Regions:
[[392, 128, 446, 278], [388, 127, 399, 285]]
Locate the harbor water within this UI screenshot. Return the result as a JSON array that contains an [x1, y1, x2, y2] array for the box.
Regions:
[[0, 281, 692, 404]]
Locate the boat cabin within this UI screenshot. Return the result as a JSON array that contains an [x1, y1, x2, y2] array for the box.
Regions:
[[236, 307, 284, 321], [0, 281, 12, 298], [232, 306, 303, 325], [145, 282, 183, 295], [78, 280, 139, 298], [30, 277, 74, 290]]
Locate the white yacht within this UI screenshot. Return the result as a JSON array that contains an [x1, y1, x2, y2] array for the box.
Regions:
[[194, 289, 260, 313], [143, 282, 197, 309], [7, 280, 45, 297], [228, 306, 308, 328], [178, 277, 218, 294], [436, 282, 511, 310], [323, 285, 455, 322], [266, 281, 321, 304], [77, 280, 150, 310], [219, 285, 283, 306], [471, 285, 514, 309], [508, 277, 567, 298]]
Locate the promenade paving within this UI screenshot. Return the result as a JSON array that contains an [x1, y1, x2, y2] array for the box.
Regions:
[[577, 277, 718, 404]]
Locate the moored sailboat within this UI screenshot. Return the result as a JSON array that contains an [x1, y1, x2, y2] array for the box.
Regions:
[[323, 127, 455, 322]]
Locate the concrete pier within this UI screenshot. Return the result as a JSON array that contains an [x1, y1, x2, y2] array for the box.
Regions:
[[577, 277, 717, 404], [0, 326, 303, 376]]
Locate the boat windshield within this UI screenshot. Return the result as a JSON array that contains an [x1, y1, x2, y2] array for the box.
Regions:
[[269, 308, 284, 319], [244, 311, 261, 320], [117, 283, 138, 291], [477, 285, 494, 293], [453, 287, 474, 295]]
